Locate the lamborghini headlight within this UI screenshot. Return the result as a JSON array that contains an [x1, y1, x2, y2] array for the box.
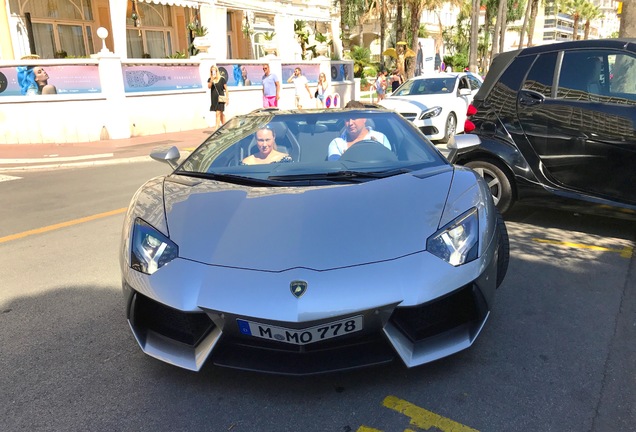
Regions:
[[419, 107, 442, 120], [130, 218, 178, 275], [427, 208, 479, 266]]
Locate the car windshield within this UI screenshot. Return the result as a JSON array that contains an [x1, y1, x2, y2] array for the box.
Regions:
[[175, 110, 449, 185], [394, 77, 457, 96]]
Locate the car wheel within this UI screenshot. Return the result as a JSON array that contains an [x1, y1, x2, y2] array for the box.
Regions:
[[495, 210, 509, 288], [440, 113, 457, 143], [465, 160, 514, 213]]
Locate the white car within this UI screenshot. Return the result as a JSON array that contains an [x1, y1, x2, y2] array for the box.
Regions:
[[380, 72, 483, 143]]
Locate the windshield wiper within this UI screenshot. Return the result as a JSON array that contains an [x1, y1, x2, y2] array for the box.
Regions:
[[174, 171, 282, 186], [268, 168, 412, 182]]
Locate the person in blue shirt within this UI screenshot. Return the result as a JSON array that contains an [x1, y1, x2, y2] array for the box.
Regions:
[[261, 64, 280, 107]]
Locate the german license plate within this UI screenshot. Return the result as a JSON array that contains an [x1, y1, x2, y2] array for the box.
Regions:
[[236, 316, 363, 345]]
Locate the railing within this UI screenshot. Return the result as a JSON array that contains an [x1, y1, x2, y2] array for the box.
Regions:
[[0, 55, 355, 145]]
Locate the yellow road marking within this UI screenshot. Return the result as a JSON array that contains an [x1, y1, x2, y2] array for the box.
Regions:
[[533, 238, 634, 258], [0, 208, 127, 244], [376, 395, 479, 432]]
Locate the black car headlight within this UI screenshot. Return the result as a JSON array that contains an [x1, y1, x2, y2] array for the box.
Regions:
[[419, 107, 442, 120], [131, 218, 178, 275], [427, 208, 479, 266]]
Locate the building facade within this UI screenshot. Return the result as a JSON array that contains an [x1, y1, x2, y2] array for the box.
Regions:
[[1, 0, 337, 61]]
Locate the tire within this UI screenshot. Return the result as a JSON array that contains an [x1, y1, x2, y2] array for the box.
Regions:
[[465, 160, 514, 214], [495, 210, 510, 288], [440, 113, 457, 143]]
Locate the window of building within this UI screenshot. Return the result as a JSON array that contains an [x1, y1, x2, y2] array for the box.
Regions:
[[126, 2, 174, 58], [15, 0, 96, 58], [252, 14, 275, 60], [227, 11, 233, 58]]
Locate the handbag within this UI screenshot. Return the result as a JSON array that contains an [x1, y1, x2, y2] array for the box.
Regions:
[[213, 84, 228, 103]]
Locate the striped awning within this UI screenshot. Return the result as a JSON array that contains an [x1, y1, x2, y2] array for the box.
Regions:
[[138, 0, 201, 8]]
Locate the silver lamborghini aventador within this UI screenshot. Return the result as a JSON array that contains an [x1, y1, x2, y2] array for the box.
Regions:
[[120, 108, 509, 374]]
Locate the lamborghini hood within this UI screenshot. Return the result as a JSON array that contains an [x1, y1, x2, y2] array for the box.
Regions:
[[162, 169, 454, 271]]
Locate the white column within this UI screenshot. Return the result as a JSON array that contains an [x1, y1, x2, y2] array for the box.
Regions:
[[96, 52, 130, 139], [109, 0, 128, 59], [199, 4, 226, 60], [0, 0, 15, 59], [275, 14, 296, 61], [330, 15, 342, 60]]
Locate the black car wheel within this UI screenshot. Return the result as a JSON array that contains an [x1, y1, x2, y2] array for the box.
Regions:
[[465, 160, 514, 213], [440, 113, 457, 143]]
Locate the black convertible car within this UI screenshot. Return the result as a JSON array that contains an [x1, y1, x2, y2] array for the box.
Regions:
[[456, 39, 636, 220]]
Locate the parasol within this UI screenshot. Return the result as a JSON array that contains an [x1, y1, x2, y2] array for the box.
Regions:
[[382, 45, 416, 59]]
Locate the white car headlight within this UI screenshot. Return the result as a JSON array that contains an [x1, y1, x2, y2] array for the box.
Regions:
[[427, 208, 479, 266], [131, 218, 178, 275], [419, 107, 442, 120]]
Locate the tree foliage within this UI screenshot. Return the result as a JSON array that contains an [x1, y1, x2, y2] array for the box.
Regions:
[[349, 45, 374, 78], [336, 0, 367, 53]]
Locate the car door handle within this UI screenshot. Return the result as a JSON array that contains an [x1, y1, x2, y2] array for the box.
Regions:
[[518, 89, 545, 106]]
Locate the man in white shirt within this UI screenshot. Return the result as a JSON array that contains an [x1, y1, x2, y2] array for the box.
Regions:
[[287, 67, 313, 108], [328, 101, 391, 161]]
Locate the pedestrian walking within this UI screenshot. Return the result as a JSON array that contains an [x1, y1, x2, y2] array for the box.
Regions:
[[287, 67, 313, 108], [315, 72, 330, 107], [374, 70, 387, 101], [261, 64, 280, 107]]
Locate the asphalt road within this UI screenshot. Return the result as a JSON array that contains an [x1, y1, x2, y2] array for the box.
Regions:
[[1, 161, 635, 432]]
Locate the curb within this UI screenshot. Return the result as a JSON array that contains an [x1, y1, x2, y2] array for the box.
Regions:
[[0, 155, 153, 172]]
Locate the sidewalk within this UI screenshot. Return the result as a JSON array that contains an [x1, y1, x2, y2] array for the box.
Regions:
[[0, 128, 214, 172], [0, 126, 451, 173]]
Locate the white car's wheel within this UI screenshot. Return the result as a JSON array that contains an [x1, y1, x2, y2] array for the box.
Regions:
[[440, 113, 457, 143]]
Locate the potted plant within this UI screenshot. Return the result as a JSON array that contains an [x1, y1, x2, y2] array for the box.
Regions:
[[294, 20, 313, 60], [314, 32, 330, 58], [262, 31, 277, 57], [189, 23, 210, 53]]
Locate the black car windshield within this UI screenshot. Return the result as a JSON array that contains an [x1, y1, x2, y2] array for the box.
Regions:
[[393, 77, 457, 96], [175, 110, 449, 183]]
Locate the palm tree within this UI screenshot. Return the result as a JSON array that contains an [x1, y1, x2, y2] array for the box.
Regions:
[[564, 0, 588, 40], [491, 0, 507, 58], [337, 0, 367, 54], [361, 0, 393, 68], [468, 0, 481, 72], [582, 2, 603, 40], [526, 0, 542, 46], [350, 45, 374, 78], [396, 0, 405, 43], [405, 0, 463, 77], [478, 0, 497, 69], [619, 0, 636, 37], [519, 0, 532, 49]]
